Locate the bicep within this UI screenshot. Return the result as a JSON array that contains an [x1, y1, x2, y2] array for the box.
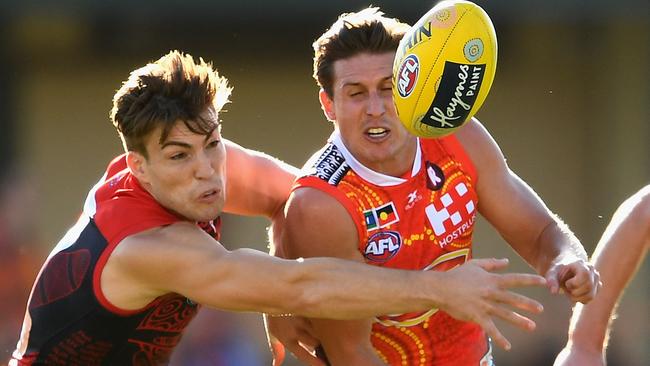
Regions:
[[116, 224, 289, 312], [223, 139, 299, 217], [106, 223, 230, 307], [478, 168, 554, 247], [458, 120, 556, 253], [149, 229, 310, 313]]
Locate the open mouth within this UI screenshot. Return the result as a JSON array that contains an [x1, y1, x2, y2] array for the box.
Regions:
[[199, 189, 219, 200], [366, 127, 390, 139]]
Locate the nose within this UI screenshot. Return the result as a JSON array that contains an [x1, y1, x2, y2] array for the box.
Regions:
[[366, 91, 386, 117], [195, 151, 215, 179]]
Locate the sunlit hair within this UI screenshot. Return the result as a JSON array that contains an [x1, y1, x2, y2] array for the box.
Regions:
[[313, 7, 409, 97], [110, 50, 232, 158]]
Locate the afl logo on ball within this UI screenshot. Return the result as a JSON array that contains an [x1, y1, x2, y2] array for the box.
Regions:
[[397, 54, 420, 98], [364, 231, 402, 263]]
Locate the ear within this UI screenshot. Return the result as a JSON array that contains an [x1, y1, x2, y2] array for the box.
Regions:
[[126, 151, 149, 185], [318, 89, 336, 122]]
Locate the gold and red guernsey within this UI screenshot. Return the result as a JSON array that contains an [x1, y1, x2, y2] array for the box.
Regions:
[[296, 131, 493, 366]]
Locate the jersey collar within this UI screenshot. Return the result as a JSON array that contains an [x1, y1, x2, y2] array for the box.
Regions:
[[331, 131, 421, 187]]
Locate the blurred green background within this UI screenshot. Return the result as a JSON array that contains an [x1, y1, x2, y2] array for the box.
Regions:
[[0, 1, 648, 365]]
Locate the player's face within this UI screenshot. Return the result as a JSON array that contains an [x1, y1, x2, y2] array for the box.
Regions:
[[323, 52, 416, 176], [132, 112, 226, 222]]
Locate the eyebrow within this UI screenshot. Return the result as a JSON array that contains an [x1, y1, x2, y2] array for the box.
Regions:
[[161, 141, 192, 149], [341, 76, 393, 88], [160, 127, 220, 149]]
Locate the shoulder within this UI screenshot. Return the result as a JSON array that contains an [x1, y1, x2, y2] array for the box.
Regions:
[[300, 142, 351, 186], [287, 187, 352, 228], [94, 176, 179, 245], [454, 117, 509, 176], [283, 187, 358, 258], [455, 118, 503, 159]]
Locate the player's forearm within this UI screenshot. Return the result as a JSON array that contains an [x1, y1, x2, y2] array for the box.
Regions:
[[567, 248, 643, 351], [530, 218, 587, 276], [568, 193, 650, 350], [211, 249, 441, 318], [277, 257, 442, 319]]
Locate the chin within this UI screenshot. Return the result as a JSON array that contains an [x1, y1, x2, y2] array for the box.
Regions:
[[201, 207, 223, 222], [176, 206, 222, 223]]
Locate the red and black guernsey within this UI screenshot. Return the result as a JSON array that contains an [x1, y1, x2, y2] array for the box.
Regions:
[[11, 154, 221, 366]]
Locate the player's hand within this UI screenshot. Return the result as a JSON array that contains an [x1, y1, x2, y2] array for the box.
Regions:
[[553, 343, 606, 366], [438, 258, 546, 351], [264, 313, 325, 366], [545, 256, 601, 304]]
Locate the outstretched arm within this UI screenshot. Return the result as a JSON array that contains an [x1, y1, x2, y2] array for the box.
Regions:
[[104, 221, 544, 321], [456, 118, 600, 303], [554, 185, 650, 366]]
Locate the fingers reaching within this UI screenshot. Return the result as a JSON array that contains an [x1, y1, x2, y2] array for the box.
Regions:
[[472, 257, 510, 272], [489, 303, 537, 332], [481, 319, 511, 351], [498, 273, 547, 289], [490, 288, 544, 315]]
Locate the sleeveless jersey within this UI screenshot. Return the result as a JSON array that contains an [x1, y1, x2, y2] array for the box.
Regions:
[[296, 132, 493, 366], [10, 154, 221, 366]]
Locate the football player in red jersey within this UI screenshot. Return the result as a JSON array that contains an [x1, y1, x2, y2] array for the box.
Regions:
[[554, 185, 649, 366], [265, 8, 600, 366], [9, 50, 548, 366]]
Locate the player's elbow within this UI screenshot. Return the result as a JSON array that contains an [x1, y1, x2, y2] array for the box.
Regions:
[[268, 276, 329, 317], [266, 262, 345, 318], [265, 293, 321, 318]]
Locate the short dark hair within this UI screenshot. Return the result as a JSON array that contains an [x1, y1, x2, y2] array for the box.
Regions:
[[110, 50, 231, 157], [313, 7, 409, 97]]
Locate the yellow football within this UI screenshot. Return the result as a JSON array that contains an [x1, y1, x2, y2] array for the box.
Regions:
[[393, 0, 497, 138]]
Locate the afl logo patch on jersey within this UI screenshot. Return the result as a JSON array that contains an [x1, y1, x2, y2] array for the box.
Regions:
[[425, 161, 445, 190], [364, 231, 402, 262]]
